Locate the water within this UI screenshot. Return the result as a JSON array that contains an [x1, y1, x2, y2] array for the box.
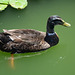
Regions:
[[0, 0, 75, 75]]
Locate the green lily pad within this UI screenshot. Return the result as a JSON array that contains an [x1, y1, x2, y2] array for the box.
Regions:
[[0, 0, 8, 11], [0, 0, 9, 4], [9, 0, 28, 9], [0, 0, 28, 11], [0, 4, 8, 11]]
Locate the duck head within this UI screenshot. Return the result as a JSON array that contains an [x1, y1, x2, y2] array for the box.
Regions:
[[47, 15, 71, 33]]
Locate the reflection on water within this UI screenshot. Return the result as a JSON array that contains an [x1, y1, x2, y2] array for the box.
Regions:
[[5, 50, 48, 60], [2, 50, 47, 69]]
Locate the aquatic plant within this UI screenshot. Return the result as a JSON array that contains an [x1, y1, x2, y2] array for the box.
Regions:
[[0, 0, 28, 11]]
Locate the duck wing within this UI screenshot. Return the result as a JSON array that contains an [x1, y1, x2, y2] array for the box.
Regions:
[[3, 29, 50, 52], [3, 29, 45, 42]]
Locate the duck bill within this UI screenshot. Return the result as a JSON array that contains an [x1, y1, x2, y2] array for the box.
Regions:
[[63, 22, 71, 27]]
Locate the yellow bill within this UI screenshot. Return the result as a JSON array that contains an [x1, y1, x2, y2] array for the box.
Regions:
[[63, 22, 71, 27], [62, 20, 71, 27]]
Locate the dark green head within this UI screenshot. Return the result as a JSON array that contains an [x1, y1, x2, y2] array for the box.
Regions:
[[47, 15, 71, 33]]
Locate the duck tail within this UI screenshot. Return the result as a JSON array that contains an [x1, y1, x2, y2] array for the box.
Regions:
[[0, 33, 4, 49], [0, 33, 10, 44], [0, 34, 5, 46]]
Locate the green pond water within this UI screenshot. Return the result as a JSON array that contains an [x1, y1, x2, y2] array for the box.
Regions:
[[0, 0, 75, 75]]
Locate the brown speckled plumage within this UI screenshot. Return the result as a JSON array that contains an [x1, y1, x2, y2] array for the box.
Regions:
[[1, 29, 50, 53]]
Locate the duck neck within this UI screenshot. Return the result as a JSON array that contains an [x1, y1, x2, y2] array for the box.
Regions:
[[47, 22, 54, 33], [45, 32, 59, 47], [45, 22, 59, 47]]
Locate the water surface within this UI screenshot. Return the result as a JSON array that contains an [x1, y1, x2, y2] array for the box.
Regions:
[[0, 0, 75, 75]]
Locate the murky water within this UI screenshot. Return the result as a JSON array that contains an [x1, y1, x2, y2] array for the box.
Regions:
[[0, 0, 75, 75]]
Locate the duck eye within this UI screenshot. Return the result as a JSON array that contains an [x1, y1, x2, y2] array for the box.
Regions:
[[54, 20, 63, 25], [52, 22, 55, 24]]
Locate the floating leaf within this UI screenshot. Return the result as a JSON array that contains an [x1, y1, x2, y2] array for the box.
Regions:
[[9, 0, 28, 9], [0, 4, 8, 11], [0, 0, 28, 11], [0, 0, 9, 4], [0, 0, 8, 11]]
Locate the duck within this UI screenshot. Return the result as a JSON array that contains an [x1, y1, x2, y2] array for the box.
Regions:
[[0, 15, 71, 68], [0, 15, 71, 54]]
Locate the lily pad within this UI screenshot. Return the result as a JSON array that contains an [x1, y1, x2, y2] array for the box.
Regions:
[[0, 0, 9, 4], [0, 4, 8, 11], [0, 0, 28, 11], [0, 0, 8, 11], [9, 0, 28, 9]]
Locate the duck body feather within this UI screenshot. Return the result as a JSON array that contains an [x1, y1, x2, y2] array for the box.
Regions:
[[0, 29, 52, 54]]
